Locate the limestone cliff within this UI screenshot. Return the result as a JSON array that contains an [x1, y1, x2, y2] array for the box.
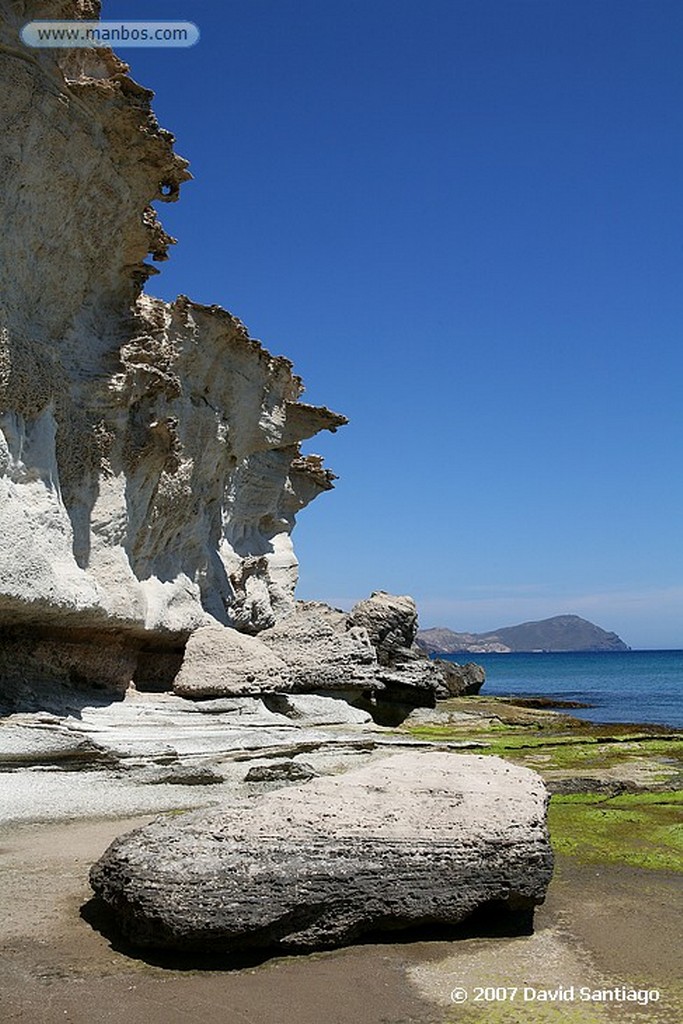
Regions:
[[0, 0, 346, 691]]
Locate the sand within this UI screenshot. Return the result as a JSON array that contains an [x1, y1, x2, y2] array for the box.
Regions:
[[0, 814, 681, 1024]]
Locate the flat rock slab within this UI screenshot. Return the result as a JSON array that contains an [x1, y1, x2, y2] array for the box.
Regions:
[[262, 692, 373, 725], [90, 752, 553, 956], [0, 722, 116, 768]]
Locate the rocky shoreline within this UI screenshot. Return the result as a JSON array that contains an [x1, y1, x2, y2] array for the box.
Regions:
[[2, 688, 678, 858], [1, 696, 680, 1023]]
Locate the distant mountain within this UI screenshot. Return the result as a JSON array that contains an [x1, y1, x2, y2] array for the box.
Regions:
[[416, 615, 630, 655]]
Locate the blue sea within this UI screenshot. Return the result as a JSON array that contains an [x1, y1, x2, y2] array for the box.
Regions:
[[438, 650, 683, 729]]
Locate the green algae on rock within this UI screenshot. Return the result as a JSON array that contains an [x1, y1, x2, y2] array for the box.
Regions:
[[398, 697, 683, 872], [548, 791, 683, 871]]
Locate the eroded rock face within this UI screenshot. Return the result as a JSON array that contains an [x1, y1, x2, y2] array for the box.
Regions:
[[258, 604, 378, 691], [90, 752, 553, 954], [0, 0, 344, 694], [0, 3, 481, 719], [261, 692, 373, 725], [168, 599, 484, 717], [347, 592, 462, 712], [349, 591, 419, 664]]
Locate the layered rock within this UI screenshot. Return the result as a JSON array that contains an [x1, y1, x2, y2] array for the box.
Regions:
[[348, 591, 419, 665], [172, 596, 484, 716], [0, 0, 345, 697], [90, 752, 553, 954]]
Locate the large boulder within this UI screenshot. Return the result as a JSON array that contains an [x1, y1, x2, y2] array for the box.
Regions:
[[90, 752, 553, 955], [172, 625, 290, 698], [436, 660, 486, 697]]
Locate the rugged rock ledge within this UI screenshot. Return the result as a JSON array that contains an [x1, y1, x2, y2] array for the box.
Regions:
[[89, 752, 553, 954], [170, 592, 485, 718]]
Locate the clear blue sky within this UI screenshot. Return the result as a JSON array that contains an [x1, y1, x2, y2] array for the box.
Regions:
[[104, 0, 682, 649]]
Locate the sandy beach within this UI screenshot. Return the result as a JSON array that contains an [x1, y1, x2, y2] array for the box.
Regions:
[[1, 813, 680, 1024]]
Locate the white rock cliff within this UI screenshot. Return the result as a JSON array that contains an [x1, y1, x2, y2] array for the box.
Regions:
[[0, 0, 346, 691], [0, 2, 484, 718]]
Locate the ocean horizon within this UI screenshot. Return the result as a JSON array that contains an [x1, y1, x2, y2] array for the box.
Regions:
[[437, 649, 683, 729]]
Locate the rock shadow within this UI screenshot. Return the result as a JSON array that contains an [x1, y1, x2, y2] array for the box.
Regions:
[[80, 895, 537, 973], [0, 684, 126, 721]]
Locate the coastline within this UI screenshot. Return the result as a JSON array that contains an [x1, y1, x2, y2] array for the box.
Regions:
[[436, 649, 683, 730], [400, 697, 682, 875]]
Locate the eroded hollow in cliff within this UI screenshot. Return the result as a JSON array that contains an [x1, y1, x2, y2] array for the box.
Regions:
[[132, 639, 187, 693], [0, 624, 189, 711]]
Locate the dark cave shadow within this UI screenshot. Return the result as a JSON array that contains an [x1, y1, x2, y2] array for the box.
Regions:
[[80, 895, 536, 973], [0, 688, 126, 721]]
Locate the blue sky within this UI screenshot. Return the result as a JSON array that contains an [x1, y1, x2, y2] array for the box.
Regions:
[[103, 0, 682, 648]]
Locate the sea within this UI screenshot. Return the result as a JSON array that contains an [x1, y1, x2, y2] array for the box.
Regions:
[[438, 650, 683, 729]]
